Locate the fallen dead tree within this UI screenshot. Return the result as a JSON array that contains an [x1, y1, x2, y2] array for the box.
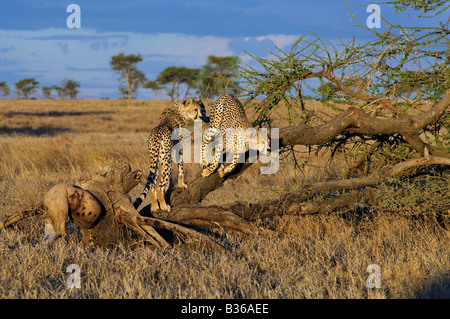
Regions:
[[146, 90, 449, 233], [2, 91, 449, 246]]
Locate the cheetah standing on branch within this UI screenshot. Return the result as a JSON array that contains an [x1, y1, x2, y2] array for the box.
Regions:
[[134, 98, 209, 212], [201, 94, 270, 178]]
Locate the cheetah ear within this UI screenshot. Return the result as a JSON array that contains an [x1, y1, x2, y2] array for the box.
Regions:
[[183, 98, 193, 105]]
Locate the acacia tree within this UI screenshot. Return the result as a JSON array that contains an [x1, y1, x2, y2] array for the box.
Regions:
[[0, 82, 10, 98], [15, 78, 39, 99], [42, 86, 53, 99], [50, 79, 80, 99], [110, 53, 147, 100], [148, 0, 450, 231], [62, 79, 81, 99], [197, 55, 241, 99], [144, 66, 200, 101]]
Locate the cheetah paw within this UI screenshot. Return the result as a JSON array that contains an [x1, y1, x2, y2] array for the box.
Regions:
[[160, 204, 171, 212], [178, 181, 188, 189], [202, 169, 212, 178]]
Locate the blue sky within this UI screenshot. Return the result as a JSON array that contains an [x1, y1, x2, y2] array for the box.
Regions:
[[0, 1, 447, 99]]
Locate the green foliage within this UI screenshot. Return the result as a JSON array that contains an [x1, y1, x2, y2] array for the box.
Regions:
[[197, 55, 241, 99], [51, 85, 65, 99], [0, 82, 10, 98], [110, 53, 146, 100], [14, 78, 39, 99], [379, 0, 450, 17], [62, 79, 80, 99], [47, 79, 80, 99], [376, 173, 450, 216], [239, 0, 449, 125], [144, 66, 200, 101], [42, 86, 52, 99], [317, 80, 340, 100]]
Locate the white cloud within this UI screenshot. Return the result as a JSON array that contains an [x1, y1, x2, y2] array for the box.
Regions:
[[256, 34, 299, 49], [0, 28, 235, 97], [0, 28, 302, 98]]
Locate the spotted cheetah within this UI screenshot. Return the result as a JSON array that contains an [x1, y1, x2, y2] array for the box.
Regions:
[[201, 94, 269, 178], [134, 98, 209, 211]]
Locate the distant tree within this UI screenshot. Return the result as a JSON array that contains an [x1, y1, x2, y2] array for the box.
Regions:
[[0, 82, 10, 98], [15, 78, 39, 99], [119, 86, 128, 100], [62, 78, 80, 99], [144, 66, 200, 101], [197, 55, 241, 98], [52, 85, 65, 99], [110, 53, 146, 100], [42, 86, 53, 99], [126, 70, 146, 99]]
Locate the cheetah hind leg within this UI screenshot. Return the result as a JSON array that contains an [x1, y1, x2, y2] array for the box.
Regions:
[[202, 161, 219, 177], [156, 185, 171, 212], [201, 146, 222, 177], [43, 183, 71, 243], [219, 136, 246, 177], [218, 150, 239, 177], [150, 185, 159, 212]]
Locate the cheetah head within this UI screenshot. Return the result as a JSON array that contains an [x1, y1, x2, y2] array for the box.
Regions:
[[179, 98, 209, 122]]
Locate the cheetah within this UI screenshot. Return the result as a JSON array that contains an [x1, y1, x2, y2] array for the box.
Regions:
[[201, 94, 270, 178], [133, 98, 209, 211]]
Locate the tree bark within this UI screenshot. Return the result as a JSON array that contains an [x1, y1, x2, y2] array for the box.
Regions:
[[160, 155, 450, 232], [157, 90, 450, 232], [169, 89, 450, 208]]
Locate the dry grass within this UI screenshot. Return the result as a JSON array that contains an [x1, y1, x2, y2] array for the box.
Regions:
[[0, 99, 449, 299]]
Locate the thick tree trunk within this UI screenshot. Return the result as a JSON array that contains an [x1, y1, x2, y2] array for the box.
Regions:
[[169, 90, 450, 208], [162, 155, 450, 230], [158, 90, 450, 232]]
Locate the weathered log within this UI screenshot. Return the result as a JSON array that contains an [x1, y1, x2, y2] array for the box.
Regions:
[[171, 90, 450, 209], [278, 89, 450, 152], [164, 155, 450, 226], [108, 190, 224, 250], [152, 205, 258, 235]]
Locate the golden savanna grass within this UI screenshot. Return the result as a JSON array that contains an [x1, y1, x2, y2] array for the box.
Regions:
[[0, 99, 449, 299]]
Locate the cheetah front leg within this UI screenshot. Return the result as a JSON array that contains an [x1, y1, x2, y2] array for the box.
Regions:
[[177, 134, 188, 188], [177, 160, 188, 188]]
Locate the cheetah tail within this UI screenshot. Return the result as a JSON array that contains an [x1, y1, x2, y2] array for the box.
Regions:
[[198, 100, 210, 123], [133, 171, 155, 209]]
